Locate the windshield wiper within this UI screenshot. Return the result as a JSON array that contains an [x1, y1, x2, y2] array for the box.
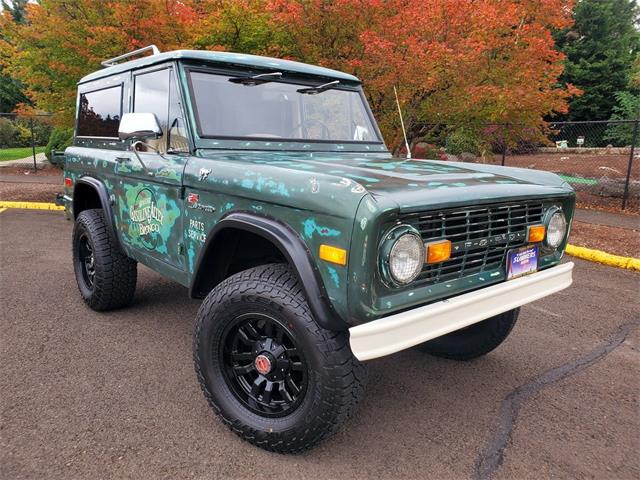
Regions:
[[228, 71, 282, 86], [297, 80, 340, 95]]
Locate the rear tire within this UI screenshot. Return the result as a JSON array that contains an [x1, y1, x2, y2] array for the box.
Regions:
[[72, 209, 137, 311], [193, 263, 366, 453], [415, 308, 519, 361]]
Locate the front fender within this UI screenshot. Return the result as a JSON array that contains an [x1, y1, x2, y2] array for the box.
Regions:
[[190, 212, 349, 331]]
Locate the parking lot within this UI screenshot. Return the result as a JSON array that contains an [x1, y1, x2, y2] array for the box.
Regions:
[[1, 209, 638, 479]]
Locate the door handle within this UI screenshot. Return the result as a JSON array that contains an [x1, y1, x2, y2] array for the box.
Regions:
[[115, 156, 130, 163]]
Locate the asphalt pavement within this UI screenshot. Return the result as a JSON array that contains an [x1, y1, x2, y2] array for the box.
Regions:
[[0, 175, 62, 185], [1, 209, 638, 480], [573, 208, 640, 230]]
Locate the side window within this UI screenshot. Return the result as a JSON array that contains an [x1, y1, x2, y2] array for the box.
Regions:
[[134, 68, 189, 153], [77, 85, 122, 137], [133, 69, 170, 153]]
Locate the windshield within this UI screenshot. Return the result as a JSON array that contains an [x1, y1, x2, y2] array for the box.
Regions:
[[188, 71, 381, 143]]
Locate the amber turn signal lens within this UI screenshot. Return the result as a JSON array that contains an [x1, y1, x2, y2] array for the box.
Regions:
[[319, 244, 347, 266], [527, 224, 546, 243], [426, 240, 451, 264]]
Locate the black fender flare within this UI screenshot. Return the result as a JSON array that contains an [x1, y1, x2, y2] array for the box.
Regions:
[[73, 176, 122, 249], [189, 212, 348, 331]]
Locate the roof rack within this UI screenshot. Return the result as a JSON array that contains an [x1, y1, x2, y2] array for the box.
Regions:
[[101, 45, 161, 67]]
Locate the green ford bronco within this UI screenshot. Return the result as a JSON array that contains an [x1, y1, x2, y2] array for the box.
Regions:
[[60, 46, 575, 453]]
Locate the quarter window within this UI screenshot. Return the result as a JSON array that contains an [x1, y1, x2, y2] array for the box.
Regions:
[[77, 86, 122, 138]]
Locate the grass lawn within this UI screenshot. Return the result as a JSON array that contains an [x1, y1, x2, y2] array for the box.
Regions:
[[0, 146, 46, 162]]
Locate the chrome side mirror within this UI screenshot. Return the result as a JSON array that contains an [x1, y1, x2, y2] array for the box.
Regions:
[[118, 112, 162, 141]]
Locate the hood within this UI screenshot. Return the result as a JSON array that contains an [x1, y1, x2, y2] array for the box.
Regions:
[[198, 150, 573, 212]]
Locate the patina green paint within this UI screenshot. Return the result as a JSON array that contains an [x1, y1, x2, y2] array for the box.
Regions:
[[302, 219, 341, 239], [63, 53, 576, 328], [327, 266, 340, 288]]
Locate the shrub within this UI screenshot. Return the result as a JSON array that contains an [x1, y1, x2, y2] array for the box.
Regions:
[[445, 127, 482, 156], [0, 117, 54, 148], [0, 117, 30, 148], [45, 126, 74, 161], [412, 142, 447, 160], [31, 119, 54, 146]]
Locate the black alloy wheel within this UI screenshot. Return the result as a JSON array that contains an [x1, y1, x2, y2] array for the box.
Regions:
[[78, 232, 96, 289], [193, 263, 367, 453], [221, 312, 308, 417]]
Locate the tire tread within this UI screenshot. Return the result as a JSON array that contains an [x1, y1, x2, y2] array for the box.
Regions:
[[416, 308, 519, 361], [72, 209, 137, 311], [193, 263, 366, 453]]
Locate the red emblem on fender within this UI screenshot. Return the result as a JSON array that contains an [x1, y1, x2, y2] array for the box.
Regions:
[[187, 193, 199, 204]]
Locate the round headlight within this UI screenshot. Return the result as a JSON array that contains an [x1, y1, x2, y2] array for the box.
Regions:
[[546, 210, 567, 248], [389, 232, 424, 284]]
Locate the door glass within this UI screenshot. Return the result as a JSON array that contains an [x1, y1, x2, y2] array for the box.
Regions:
[[134, 69, 170, 153]]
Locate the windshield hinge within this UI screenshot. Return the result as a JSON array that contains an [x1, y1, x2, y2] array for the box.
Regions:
[[228, 71, 283, 86], [297, 80, 340, 95]]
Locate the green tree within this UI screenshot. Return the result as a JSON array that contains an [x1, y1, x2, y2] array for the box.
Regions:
[[1, 0, 281, 125], [1, 0, 28, 23], [0, 0, 28, 112], [604, 91, 640, 145], [0, 72, 26, 112], [557, 0, 640, 121], [192, 0, 289, 55]]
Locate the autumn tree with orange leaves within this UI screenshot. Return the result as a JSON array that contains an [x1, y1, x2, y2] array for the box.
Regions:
[[269, 0, 580, 151], [0, 0, 278, 125], [1, 0, 578, 150]]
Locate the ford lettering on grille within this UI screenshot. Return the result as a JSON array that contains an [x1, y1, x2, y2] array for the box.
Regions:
[[402, 202, 544, 286]]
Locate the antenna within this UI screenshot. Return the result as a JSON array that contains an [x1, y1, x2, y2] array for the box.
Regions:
[[394, 86, 411, 159]]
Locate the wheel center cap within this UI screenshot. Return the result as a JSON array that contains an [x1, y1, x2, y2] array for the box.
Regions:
[[254, 354, 272, 375]]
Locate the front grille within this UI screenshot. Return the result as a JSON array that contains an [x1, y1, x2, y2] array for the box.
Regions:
[[404, 202, 544, 286]]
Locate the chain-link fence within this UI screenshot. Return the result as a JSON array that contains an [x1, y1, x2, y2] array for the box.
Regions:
[[0, 113, 54, 172], [412, 119, 639, 211], [2, 113, 638, 211]]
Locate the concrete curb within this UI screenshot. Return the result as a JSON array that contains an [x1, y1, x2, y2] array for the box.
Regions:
[[0, 202, 638, 272], [565, 244, 640, 272], [0, 201, 65, 211]]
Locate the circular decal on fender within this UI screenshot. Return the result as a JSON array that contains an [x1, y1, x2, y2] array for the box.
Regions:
[[130, 188, 164, 249]]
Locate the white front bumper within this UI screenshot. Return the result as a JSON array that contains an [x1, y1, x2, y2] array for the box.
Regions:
[[349, 262, 574, 361]]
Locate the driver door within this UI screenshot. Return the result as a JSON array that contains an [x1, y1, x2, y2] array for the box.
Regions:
[[114, 65, 190, 274]]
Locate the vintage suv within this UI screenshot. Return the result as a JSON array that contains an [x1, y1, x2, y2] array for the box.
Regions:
[[60, 46, 575, 453]]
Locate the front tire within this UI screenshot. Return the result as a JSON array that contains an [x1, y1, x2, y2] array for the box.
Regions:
[[415, 308, 519, 361], [193, 263, 366, 453], [72, 209, 137, 311]]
